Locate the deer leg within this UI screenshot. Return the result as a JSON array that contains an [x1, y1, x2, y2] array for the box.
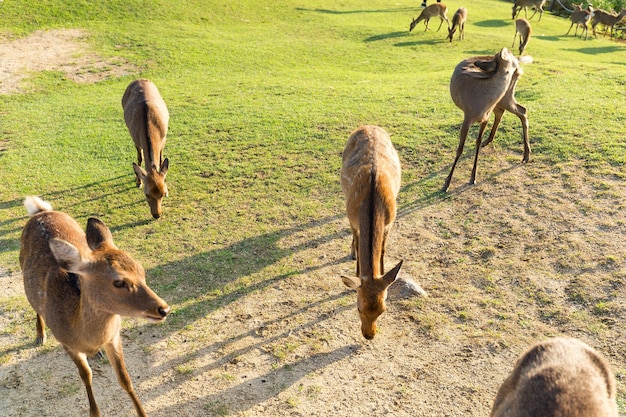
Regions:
[[481, 107, 505, 149], [34, 313, 46, 345], [64, 347, 101, 417], [566, 22, 575, 35], [424, 18, 430, 31], [512, 32, 518, 48], [538, 9, 543, 21], [529, 8, 537, 20], [135, 147, 143, 187], [516, 105, 531, 162], [442, 120, 471, 192], [469, 121, 489, 185], [436, 18, 444, 32], [349, 226, 358, 260], [103, 337, 148, 417]]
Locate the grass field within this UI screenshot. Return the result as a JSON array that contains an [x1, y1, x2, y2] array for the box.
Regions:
[[1, 0, 625, 416]]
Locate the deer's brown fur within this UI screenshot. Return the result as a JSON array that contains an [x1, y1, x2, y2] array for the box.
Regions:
[[410, 3, 450, 32], [491, 337, 618, 417], [512, 0, 546, 21], [443, 48, 531, 192], [20, 196, 169, 417], [123, 79, 170, 219], [566, 4, 594, 40], [340, 126, 402, 340], [513, 18, 532, 55], [447, 8, 468, 42], [592, 8, 626, 38]]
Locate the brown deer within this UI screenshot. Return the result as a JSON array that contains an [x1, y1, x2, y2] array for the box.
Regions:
[[443, 48, 531, 192], [490, 337, 618, 417], [410, 3, 450, 32], [566, 4, 594, 40], [340, 126, 403, 340], [20, 196, 170, 417], [447, 7, 467, 42], [122, 79, 170, 219], [512, 0, 546, 21], [592, 8, 626, 38], [512, 18, 532, 55]]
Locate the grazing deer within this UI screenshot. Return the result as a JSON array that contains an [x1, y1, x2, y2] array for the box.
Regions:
[[592, 8, 626, 38], [122, 79, 170, 219], [340, 126, 403, 340], [512, 18, 532, 55], [443, 48, 531, 192], [512, 0, 546, 21], [447, 7, 467, 42], [566, 4, 594, 40], [20, 196, 169, 417], [410, 3, 450, 32], [490, 337, 618, 417]]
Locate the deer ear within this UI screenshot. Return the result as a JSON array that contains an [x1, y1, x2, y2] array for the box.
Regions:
[[382, 260, 403, 286], [49, 238, 84, 272], [341, 275, 361, 290], [133, 162, 147, 180], [86, 218, 116, 250], [161, 158, 169, 176]]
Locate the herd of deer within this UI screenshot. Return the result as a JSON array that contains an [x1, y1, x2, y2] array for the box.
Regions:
[[16, 2, 622, 416]]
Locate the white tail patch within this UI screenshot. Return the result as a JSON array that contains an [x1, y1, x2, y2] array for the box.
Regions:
[[519, 55, 533, 64], [24, 196, 53, 216]]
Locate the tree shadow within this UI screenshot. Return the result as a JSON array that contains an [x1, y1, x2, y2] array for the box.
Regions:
[[296, 7, 414, 15], [473, 19, 512, 28], [564, 45, 626, 54], [364, 31, 410, 42]]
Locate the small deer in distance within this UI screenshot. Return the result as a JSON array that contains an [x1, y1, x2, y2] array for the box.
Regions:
[[512, 18, 532, 55], [512, 0, 546, 21], [443, 48, 531, 192], [592, 8, 626, 38], [447, 7, 467, 42], [566, 4, 594, 40], [20, 196, 170, 417], [340, 125, 403, 340], [410, 3, 450, 32], [490, 337, 618, 417], [123, 79, 170, 219]]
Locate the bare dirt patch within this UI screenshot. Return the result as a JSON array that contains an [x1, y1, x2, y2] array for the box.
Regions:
[[0, 29, 135, 94]]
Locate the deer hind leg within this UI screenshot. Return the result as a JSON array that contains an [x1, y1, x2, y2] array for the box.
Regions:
[[443, 119, 471, 192], [64, 347, 101, 417], [104, 337, 148, 417], [481, 107, 505, 149], [35, 313, 46, 345], [469, 121, 490, 185]]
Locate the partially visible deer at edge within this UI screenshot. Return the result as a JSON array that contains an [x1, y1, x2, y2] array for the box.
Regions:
[[566, 4, 594, 40], [490, 337, 618, 417], [123, 79, 170, 219], [592, 8, 626, 38], [443, 48, 531, 192], [20, 196, 170, 417], [341, 126, 403, 340], [512, 18, 532, 55], [512, 0, 546, 21], [410, 3, 450, 32], [447, 7, 467, 42]]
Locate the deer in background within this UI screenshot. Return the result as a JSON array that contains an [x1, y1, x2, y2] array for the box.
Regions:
[[566, 4, 594, 40], [443, 48, 531, 192], [20, 196, 170, 417], [512, 0, 546, 21], [512, 18, 532, 55], [490, 337, 618, 417], [340, 126, 403, 340], [447, 7, 467, 42], [410, 3, 450, 32], [123, 79, 170, 219], [592, 8, 626, 38]]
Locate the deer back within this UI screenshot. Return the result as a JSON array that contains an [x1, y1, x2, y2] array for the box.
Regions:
[[123, 79, 170, 219], [20, 197, 169, 355], [490, 337, 618, 417]]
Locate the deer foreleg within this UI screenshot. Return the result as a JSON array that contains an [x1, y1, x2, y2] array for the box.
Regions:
[[104, 337, 148, 417], [443, 120, 471, 192], [64, 347, 101, 417], [482, 107, 505, 149], [566, 22, 575, 35], [135, 147, 143, 187], [424, 18, 430, 31], [470, 121, 489, 185]]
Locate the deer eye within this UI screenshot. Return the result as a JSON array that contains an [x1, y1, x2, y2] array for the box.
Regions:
[[113, 280, 127, 288]]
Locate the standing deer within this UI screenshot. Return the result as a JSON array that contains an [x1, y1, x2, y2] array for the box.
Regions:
[[592, 8, 626, 38], [123, 79, 170, 219], [490, 337, 618, 417], [20, 196, 169, 417], [447, 7, 468, 42], [566, 4, 594, 40], [512, 0, 546, 21], [512, 18, 532, 55], [340, 126, 403, 340], [443, 48, 531, 192], [410, 3, 450, 32]]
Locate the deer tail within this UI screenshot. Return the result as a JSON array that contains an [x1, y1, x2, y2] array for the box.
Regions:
[[24, 196, 53, 216]]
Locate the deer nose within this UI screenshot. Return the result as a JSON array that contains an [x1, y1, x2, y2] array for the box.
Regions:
[[158, 306, 169, 318]]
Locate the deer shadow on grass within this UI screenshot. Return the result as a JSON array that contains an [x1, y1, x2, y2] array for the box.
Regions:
[[296, 7, 414, 15]]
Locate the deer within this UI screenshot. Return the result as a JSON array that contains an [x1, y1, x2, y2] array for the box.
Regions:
[[566, 4, 594, 40], [340, 125, 403, 340], [512, 0, 546, 21], [122, 79, 170, 219], [512, 18, 532, 55], [447, 7, 467, 42], [490, 337, 618, 417], [20, 196, 170, 417], [410, 3, 450, 32], [443, 48, 531, 192], [592, 8, 626, 38]]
